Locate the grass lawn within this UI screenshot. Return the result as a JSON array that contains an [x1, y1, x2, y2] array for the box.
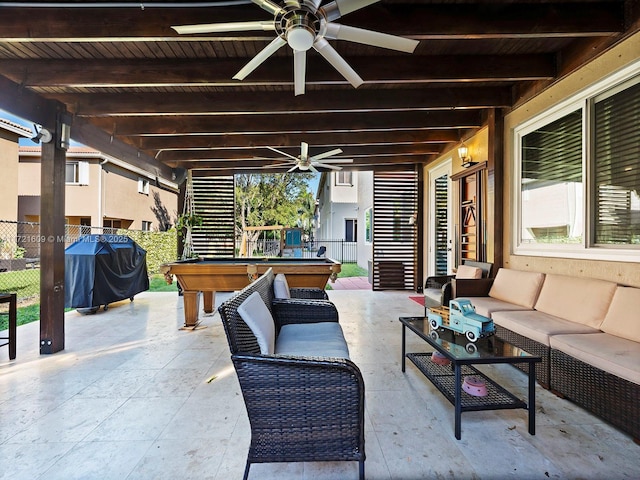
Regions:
[[149, 274, 178, 292], [0, 269, 40, 299], [337, 263, 368, 278]]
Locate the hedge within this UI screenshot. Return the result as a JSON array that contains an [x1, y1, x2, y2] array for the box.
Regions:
[[118, 229, 178, 274]]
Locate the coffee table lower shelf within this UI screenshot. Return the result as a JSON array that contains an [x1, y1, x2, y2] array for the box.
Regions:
[[407, 352, 527, 412]]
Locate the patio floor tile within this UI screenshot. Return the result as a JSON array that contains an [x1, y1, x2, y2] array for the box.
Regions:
[[1, 289, 638, 479]]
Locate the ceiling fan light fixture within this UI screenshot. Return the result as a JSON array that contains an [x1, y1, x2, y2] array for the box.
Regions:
[[287, 26, 315, 51]]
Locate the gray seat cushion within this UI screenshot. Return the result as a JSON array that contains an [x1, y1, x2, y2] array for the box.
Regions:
[[276, 322, 350, 359]]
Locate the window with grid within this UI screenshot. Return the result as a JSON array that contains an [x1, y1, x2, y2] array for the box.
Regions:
[[514, 67, 640, 260]]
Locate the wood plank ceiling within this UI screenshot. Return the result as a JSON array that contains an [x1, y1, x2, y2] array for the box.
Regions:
[[0, 0, 637, 180]]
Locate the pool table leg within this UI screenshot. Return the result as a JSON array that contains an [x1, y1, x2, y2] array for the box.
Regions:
[[203, 291, 215, 314], [182, 291, 199, 328]]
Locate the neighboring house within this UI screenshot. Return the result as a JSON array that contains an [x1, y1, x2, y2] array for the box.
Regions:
[[316, 170, 373, 270], [0, 118, 31, 223], [17, 145, 178, 234]]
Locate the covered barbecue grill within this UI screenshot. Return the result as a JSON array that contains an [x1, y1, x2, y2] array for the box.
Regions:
[[65, 234, 149, 312]]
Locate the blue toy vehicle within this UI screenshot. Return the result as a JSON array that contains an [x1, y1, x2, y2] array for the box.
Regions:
[[427, 298, 495, 342]]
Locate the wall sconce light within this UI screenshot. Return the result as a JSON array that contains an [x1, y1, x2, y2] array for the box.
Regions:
[[458, 142, 477, 168], [31, 124, 52, 144], [59, 121, 71, 150]]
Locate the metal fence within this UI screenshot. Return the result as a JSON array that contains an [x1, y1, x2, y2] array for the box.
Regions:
[[0, 220, 176, 306], [240, 238, 357, 263]]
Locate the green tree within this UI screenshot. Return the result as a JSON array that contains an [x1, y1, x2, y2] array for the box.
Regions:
[[296, 191, 317, 240], [235, 173, 315, 251]]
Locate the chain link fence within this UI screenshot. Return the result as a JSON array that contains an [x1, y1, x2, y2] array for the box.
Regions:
[[0, 220, 177, 307]]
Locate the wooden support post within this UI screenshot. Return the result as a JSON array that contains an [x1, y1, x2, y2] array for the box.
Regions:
[[39, 107, 69, 354], [486, 108, 504, 270]]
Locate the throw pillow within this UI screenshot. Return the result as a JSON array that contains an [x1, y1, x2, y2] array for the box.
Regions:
[[236, 291, 275, 354], [455, 265, 483, 279], [273, 273, 291, 299]]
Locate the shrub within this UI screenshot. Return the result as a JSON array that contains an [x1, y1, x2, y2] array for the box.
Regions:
[[118, 229, 178, 274]]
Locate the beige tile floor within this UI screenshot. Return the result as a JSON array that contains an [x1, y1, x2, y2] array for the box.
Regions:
[[0, 290, 638, 480]]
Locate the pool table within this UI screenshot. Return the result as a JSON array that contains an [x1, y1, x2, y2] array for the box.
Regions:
[[159, 257, 341, 328]]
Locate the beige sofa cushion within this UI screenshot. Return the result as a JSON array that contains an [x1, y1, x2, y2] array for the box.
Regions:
[[488, 269, 545, 309], [600, 286, 640, 343], [550, 332, 640, 385], [493, 310, 600, 346], [534, 274, 617, 328], [464, 297, 533, 318]]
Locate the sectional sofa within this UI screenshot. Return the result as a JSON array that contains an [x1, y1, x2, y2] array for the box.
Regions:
[[452, 268, 640, 441]]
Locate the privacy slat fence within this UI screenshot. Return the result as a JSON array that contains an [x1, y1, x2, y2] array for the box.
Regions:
[[191, 176, 236, 257], [372, 171, 418, 290]]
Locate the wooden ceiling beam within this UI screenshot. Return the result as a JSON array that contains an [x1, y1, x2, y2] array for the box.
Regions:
[[0, 3, 622, 39], [137, 129, 461, 150], [190, 162, 425, 176], [91, 110, 482, 136], [0, 74, 173, 180], [71, 116, 174, 180], [53, 87, 513, 116], [176, 153, 434, 170], [157, 143, 444, 162], [2, 55, 554, 87]]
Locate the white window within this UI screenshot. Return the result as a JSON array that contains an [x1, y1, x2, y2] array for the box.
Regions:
[[141, 221, 152, 231], [65, 162, 78, 183], [336, 171, 352, 186], [513, 65, 640, 261], [66, 161, 89, 184], [138, 177, 150, 195]]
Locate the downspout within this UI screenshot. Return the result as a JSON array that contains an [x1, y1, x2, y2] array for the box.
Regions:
[[99, 158, 108, 228]]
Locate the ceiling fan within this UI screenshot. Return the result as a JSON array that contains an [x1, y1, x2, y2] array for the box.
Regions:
[[267, 141, 353, 172], [172, 0, 419, 95]]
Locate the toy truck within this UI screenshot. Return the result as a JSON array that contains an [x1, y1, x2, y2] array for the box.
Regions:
[[427, 298, 495, 342]]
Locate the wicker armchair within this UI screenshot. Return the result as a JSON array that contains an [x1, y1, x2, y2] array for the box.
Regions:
[[218, 268, 366, 480], [424, 260, 493, 313]]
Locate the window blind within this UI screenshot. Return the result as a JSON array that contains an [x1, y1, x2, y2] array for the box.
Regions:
[[594, 80, 640, 245]]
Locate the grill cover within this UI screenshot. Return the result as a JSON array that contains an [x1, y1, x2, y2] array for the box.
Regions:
[[64, 234, 149, 308]]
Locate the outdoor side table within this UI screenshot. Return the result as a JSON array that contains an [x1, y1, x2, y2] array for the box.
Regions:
[[0, 293, 17, 360]]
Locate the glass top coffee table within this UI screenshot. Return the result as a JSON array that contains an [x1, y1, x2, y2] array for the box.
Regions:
[[400, 316, 541, 440]]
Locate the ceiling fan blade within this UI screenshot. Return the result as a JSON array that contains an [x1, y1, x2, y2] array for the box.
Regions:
[[310, 148, 343, 162], [251, 0, 285, 16], [267, 146, 300, 161], [172, 21, 275, 35], [314, 158, 353, 164], [313, 38, 363, 88], [325, 23, 418, 53], [234, 36, 287, 80], [322, 0, 380, 21], [294, 50, 306, 96], [308, 0, 323, 12], [300, 142, 309, 161], [313, 162, 343, 170]]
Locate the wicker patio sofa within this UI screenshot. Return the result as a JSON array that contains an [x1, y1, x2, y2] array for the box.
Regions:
[[452, 268, 640, 441], [218, 268, 366, 480]]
